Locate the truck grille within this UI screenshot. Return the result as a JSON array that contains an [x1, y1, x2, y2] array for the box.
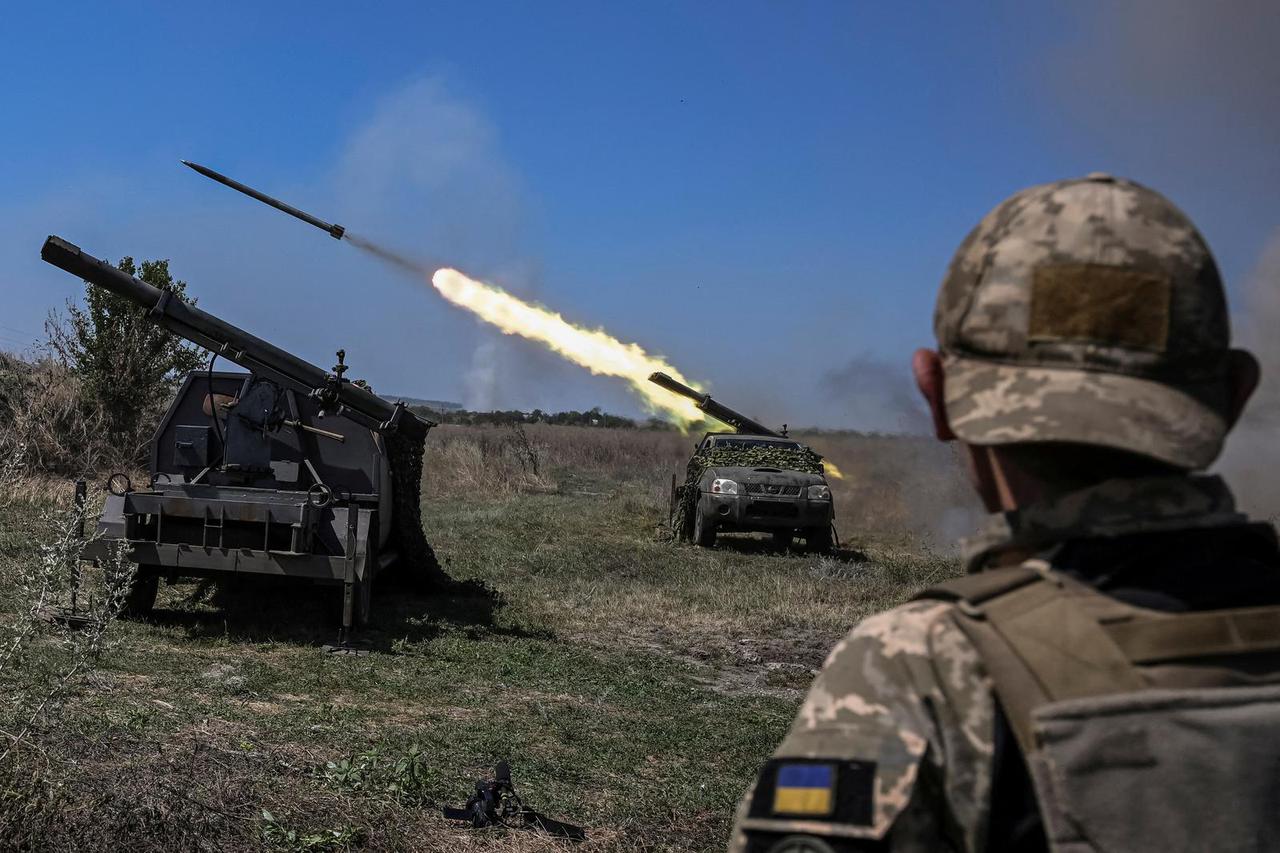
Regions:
[[745, 483, 801, 497], [747, 501, 799, 518]]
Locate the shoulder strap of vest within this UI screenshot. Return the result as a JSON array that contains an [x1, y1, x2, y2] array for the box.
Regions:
[[917, 564, 1044, 608], [1106, 606, 1280, 663], [918, 562, 1142, 756], [919, 562, 1280, 755]]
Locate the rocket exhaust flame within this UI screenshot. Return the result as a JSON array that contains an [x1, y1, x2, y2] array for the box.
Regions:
[[428, 266, 842, 476], [431, 268, 707, 429], [429, 268, 843, 474], [431, 268, 846, 476]]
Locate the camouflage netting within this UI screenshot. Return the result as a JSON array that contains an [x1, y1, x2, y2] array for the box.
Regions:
[[671, 445, 827, 539], [385, 430, 449, 588]]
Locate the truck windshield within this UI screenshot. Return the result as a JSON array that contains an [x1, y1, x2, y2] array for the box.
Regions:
[[710, 438, 803, 450]]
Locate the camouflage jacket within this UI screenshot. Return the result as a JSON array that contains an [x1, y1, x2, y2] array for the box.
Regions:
[[729, 474, 1248, 852]]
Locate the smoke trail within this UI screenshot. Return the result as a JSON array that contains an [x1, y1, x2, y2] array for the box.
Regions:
[[342, 232, 435, 278]]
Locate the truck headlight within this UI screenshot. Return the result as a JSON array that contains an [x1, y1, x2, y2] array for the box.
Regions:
[[711, 478, 739, 495], [807, 484, 831, 501]]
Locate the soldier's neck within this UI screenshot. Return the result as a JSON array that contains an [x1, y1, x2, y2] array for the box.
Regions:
[[967, 445, 1078, 513]]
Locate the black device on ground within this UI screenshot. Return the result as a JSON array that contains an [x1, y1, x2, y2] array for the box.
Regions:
[[443, 761, 586, 841], [41, 236, 443, 642]]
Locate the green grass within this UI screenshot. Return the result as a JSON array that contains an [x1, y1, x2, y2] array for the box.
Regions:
[[0, 460, 958, 852]]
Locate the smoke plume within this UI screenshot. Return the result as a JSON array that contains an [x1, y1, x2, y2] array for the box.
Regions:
[[464, 337, 500, 412], [1052, 0, 1280, 184], [1218, 229, 1280, 520], [333, 76, 541, 410], [1045, 2, 1280, 518], [820, 354, 928, 435]]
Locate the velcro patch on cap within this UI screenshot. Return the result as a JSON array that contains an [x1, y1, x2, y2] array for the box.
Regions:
[[1028, 264, 1171, 351]]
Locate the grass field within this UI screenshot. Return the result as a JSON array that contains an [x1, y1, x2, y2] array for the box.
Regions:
[[0, 424, 969, 852]]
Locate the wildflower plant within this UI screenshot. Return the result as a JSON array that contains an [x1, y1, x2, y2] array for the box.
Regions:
[[0, 439, 137, 765]]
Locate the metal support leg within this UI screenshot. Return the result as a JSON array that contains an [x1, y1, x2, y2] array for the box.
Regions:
[[71, 479, 86, 613], [339, 579, 355, 645], [324, 504, 370, 655], [339, 504, 358, 645]]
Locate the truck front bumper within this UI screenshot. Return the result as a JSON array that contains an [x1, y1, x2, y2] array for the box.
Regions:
[[700, 493, 832, 532]]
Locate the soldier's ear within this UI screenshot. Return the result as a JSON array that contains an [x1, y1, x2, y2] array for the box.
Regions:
[[1226, 348, 1261, 429], [913, 348, 956, 441]]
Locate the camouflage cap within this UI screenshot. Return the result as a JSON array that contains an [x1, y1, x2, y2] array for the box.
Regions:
[[935, 173, 1232, 469]]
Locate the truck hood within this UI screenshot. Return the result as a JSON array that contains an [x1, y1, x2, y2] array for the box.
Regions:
[[704, 466, 827, 488]]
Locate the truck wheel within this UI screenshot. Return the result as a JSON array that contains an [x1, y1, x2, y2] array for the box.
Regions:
[[121, 568, 159, 618], [772, 531, 794, 550], [805, 526, 833, 554], [672, 485, 695, 541], [693, 510, 717, 548]]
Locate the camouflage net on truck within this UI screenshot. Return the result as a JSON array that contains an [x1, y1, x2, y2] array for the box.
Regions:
[[670, 445, 827, 540]]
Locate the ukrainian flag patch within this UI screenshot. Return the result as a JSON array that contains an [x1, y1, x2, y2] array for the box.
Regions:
[[772, 762, 835, 816]]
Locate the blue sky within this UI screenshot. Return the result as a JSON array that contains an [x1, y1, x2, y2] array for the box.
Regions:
[[2, 1, 1277, 431]]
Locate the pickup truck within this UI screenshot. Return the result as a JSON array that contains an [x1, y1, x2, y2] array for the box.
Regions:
[[678, 432, 834, 551]]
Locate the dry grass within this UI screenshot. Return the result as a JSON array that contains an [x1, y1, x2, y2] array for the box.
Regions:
[[425, 423, 980, 547], [0, 421, 972, 852], [425, 423, 688, 500], [0, 353, 150, 477]]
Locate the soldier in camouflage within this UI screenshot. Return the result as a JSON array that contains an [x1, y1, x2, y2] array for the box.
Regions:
[[730, 174, 1280, 852]]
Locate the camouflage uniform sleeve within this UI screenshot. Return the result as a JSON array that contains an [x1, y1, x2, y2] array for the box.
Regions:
[[729, 601, 995, 852]]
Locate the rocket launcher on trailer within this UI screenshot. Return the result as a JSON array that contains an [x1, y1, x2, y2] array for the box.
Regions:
[[41, 236, 443, 641]]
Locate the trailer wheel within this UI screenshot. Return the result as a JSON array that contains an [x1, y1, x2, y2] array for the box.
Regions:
[[121, 568, 159, 618], [693, 510, 717, 548]]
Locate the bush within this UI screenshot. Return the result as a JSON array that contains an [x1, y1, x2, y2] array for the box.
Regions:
[[0, 353, 108, 476], [43, 257, 205, 466]]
